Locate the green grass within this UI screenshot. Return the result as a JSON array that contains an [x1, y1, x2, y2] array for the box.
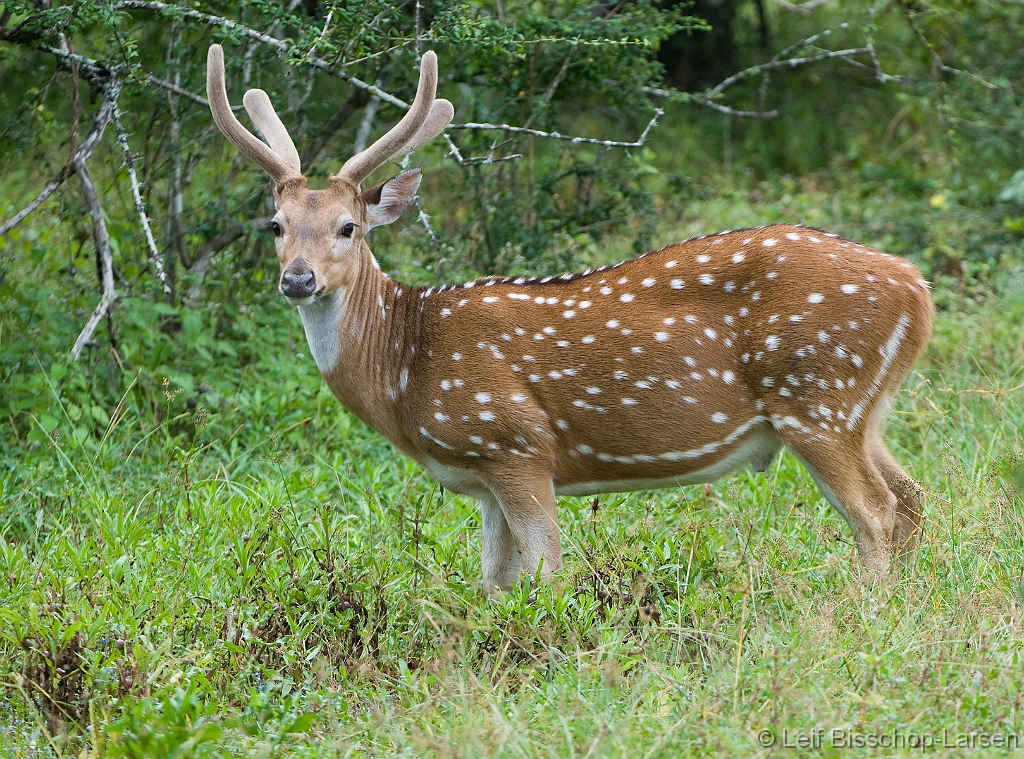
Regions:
[[1, 257, 1023, 757]]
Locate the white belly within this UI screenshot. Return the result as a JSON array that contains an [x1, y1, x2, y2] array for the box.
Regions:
[[555, 425, 780, 496]]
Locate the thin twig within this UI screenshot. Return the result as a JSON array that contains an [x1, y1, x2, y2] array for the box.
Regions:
[[145, 72, 242, 110], [442, 133, 467, 166], [413, 196, 438, 248], [307, 8, 333, 58], [703, 47, 875, 100], [71, 157, 117, 361], [865, 3, 903, 84], [448, 108, 664, 148], [111, 93, 171, 295], [691, 95, 777, 119], [415, 0, 422, 60], [460, 153, 523, 166]]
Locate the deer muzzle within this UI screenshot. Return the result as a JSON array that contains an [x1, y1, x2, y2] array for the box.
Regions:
[[280, 258, 317, 302]]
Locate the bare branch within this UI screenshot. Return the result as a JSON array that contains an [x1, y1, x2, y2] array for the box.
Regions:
[[38, 45, 115, 82], [641, 85, 779, 119], [703, 48, 874, 100], [692, 98, 779, 119], [0, 98, 115, 237], [448, 108, 664, 148], [145, 72, 244, 110], [865, 3, 903, 85], [413, 196, 438, 248], [71, 159, 117, 361], [442, 133, 467, 166], [111, 94, 172, 295]]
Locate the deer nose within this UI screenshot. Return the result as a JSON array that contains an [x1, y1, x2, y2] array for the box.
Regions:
[[280, 259, 316, 298]]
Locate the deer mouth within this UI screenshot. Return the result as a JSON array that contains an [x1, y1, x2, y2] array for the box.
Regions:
[[284, 284, 330, 308]]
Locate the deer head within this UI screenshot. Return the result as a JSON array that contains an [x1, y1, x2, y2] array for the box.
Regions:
[[206, 44, 453, 305]]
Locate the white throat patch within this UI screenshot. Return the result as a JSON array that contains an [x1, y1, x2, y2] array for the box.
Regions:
[[297, 289, 344, 374]]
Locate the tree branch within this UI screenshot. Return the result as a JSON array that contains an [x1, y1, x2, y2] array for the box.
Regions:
[[0, 97, 115, 238], [145, 71, 243, 110], [71, 158, 117, 361], [447, 108, 664, 148], [111, 94, 172, 295]]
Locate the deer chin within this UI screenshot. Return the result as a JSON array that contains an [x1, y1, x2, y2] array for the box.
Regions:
[[284, 294, 316, 307]]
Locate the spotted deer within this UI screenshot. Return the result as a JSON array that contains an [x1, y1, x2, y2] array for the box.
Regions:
[[207, 45, 933, 592]]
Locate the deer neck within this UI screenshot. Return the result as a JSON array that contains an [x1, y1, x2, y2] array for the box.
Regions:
[[296, 245, 418, 446]]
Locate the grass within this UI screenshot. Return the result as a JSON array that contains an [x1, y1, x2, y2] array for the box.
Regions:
[[1, 237, 1023, 757]]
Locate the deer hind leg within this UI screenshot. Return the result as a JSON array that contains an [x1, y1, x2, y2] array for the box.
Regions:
[[484, 473, 561, 587], [787, 438, 898, 570], [480, 493, 522, 595], [867, 435, 925, 559]]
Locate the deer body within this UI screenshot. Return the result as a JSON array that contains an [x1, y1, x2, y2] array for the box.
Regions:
[[207, 46, 932, 592]]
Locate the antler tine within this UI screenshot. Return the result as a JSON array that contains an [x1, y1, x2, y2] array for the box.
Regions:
[[206, 44, 297, 186], [242, 90, 302, 178], [335, 51, 441, 187], [393, 98, 455, 158]]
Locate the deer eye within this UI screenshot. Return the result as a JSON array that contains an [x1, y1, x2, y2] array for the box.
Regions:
[[269, 220, 282, 237], [339, 221, 357, 238]]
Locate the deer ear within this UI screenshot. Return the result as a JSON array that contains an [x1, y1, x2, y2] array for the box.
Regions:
[[359, 168, 422, 231]]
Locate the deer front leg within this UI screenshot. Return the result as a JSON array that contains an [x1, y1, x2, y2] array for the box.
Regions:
[[485, 474, 562, 587], [480, 493, 522, 595]]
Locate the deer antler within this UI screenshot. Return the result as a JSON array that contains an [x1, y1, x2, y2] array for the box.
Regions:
[[206, 44, 301, 186], [335, 51, 453, 187]]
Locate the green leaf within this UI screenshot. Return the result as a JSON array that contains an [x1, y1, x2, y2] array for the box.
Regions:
[[183, 311, 202, 343], [90, 405, 110, 426], [284, 713, 317, 735]]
